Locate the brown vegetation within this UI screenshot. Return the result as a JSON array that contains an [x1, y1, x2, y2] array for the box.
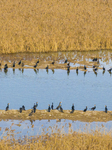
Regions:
[[0, 125, 112, 150], [0, 0, 112, 54]]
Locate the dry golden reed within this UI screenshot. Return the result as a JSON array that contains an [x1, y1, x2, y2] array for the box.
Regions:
[[0, 0, 112, 54], [0, 124, 112, 150]]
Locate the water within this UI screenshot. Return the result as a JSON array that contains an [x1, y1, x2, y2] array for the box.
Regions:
[[1, 119, 112, 139], [0, 68, 112, 111]]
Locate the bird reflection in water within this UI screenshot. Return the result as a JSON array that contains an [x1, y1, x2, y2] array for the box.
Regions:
[[102, 70, 105, 75], [30, 120, 35, 125], [94, 71, 97, 76], [22, 68, 24, 73], [48, 119, 50, 122], [13, 69, 15, 74], [46, 68, 49, 74], [19, 68, 21, 71], [84, 71, 86, 76], [56, 119, 61, 122], [52, 69, 55, 74], [34, 69, 37, 74], [67, 69, 70, 75]]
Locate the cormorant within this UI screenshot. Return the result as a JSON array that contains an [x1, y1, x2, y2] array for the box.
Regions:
[[48, 105, 51, 112], [29, 109, 34, 116], [37, 60, 39, 64], [45, 65, 49, 70], [18, 60, 21, 65], [33, 103, 36, 113], [94, 67, 98, 71], [0, 63, 1, 66], [83, 106, 87, 112], [60, 105, 63, 112], [34, 63, 37, 68], [6, 103, 9, 111], [108, 68, 112, 72], [76, 67, 78, 72], [4, 64, 8, 71], [51, 103, 53, 110], [64, 59, 67, 63], [22, 105, 25, 110], [84, 65, 86, 70], [70, 104, 75, 113], [105, 105, 108, 113], [20, 107, 22, 113], [13, 61, 15, 67], [103, 67, 105, 71], [90, 105, 96, 111], [92, 58, 97, 61], [52, 61, 55, 65], [56, 102, 61, 110]]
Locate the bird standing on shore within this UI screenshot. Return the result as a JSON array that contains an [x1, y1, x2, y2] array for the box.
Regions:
[[6, 103, 9, 111], [33, 103, 36, 113], [18, 60, 21, 65], [70, 104, 75, 113], [105, 105, 108, 113], [90, 105, 96, 111], [83, 106, 87, 112], [48, 105, 51, 112], [51, 103, 54, 110], [13, 61, 15, 67], [56, 102, 61, 110]]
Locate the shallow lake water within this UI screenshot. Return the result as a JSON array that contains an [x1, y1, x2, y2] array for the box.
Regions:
[[0, 51, 112, 138], [1, 119, 112, 139], [0, 68, 112, 111]]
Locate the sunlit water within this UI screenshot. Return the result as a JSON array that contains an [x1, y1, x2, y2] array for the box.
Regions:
[[1, 119, 112, 139], [0, 68, 112, 111]]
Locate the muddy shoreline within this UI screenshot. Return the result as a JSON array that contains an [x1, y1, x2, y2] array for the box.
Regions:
[[0, 109, 112, 122]]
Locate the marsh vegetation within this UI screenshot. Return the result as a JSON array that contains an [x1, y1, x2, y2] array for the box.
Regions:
[[0, 0, 112, 54]]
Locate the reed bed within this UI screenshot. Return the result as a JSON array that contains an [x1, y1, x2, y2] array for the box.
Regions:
[[0, 0, 112, 54], [0, 124, 112, 150]]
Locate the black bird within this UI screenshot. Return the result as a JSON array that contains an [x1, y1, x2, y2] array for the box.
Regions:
[[108, 68, 112, 72], [56, 102, 61, 110], [45, 65, 49, 70], [105, 105, 108, 113], [20, 107, 22, 113], [29, 109, 34, 116], [18, 60, 21, 65], [83, 106, 87, 112], [51, 103, 54, 110], [60, 105, 63, 113], [64, 59, 67, 63], [70, 104, 75, 113], [90, 105, 96, 111], [84, 65, 86, 70], [4, 64, 8, 71], [13, 61, 15, 67], [93, 67, 97, 72], [37, 60, 39, 64], [22, 105, 25, 110], [33, 103, 36, 113], [34, 63, 37, 68], [0, 63, 1, 66], [93, 65, 96, 69], [6, 103, 9, 111], [48, 105, 51, 112], [92, 58, 97, 61], [76, 67, 78, 72], [52, 61, 55, 65], [103, 67, 105, 71]]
